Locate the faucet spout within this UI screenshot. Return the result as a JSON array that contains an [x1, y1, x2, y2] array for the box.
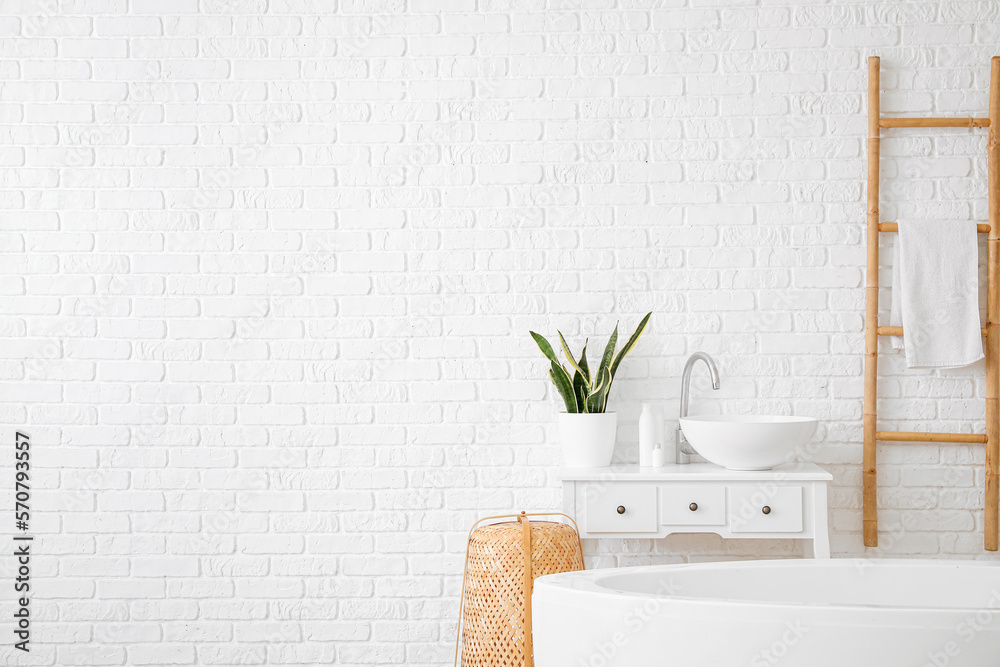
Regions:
[[676, 352, 721, 464]]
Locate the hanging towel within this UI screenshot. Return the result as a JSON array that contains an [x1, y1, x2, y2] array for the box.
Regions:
[[890, 220, 983, 369], [889, 240, 904, 352]]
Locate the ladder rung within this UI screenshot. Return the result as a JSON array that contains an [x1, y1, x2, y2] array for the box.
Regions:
[[877, 326, 988, 337], [879, 222, 991, 233], [877, 430, 988, 444], [879, 117, 990, 128]]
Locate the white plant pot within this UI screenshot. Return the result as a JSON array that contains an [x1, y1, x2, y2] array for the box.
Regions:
[[558, 412, 618, 468]]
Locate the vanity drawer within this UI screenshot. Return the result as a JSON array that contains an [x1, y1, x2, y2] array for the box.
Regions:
[[729, 485, 803, 533], [583, 483, 657, 533], [660, 484, 726, 526]]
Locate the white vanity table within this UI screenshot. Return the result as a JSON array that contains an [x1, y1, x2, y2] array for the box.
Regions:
[[560, 462, 833, 558]]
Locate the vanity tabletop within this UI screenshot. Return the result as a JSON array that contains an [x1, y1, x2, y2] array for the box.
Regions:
[[557, 461, 832, 482]]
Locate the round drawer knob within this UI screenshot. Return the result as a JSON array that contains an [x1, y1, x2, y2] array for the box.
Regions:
[[689, 502, 698, 512], [616, 505, 626, 515], [762, 506, 771, 515]]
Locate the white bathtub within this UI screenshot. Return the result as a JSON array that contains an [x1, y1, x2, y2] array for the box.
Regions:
[[532, 559, 1000, 667]]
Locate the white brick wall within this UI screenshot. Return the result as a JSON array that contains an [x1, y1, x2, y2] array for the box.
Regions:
[[1, 1, 1000, 664]]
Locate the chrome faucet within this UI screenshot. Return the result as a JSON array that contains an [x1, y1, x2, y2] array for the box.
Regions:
[[676, 352, 721, 464]]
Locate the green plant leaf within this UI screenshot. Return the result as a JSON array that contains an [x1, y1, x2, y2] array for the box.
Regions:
[[586, 366, 612, 413], [603, 366, 613, 411], [558, 331, 587, 381], [549, 361, 578, 413], [598, 324, 618, 380], [577, 340, 590, 385], [610, 312, 651, 380], [572, 369, 587, 413], [586, 366, 608, 399], [530, 331, 560, 364]]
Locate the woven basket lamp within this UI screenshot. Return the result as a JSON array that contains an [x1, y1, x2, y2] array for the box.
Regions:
[[455, 512, 585, 667]]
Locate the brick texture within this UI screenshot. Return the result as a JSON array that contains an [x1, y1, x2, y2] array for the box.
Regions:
[[1, 2, 1000, 665]]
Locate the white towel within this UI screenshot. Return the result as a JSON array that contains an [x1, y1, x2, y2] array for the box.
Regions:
[[889, 240, 904, 352], [889, 220, 983, 369]]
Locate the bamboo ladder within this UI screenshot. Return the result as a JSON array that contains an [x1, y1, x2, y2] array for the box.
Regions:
[[864, 56, 1000, 551]]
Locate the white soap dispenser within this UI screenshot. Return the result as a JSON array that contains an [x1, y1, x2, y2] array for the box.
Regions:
[[639, 403, 658, 467], [651, 442, 666, 468]]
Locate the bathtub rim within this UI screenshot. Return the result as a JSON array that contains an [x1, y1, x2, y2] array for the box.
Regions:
[[533, 558, 1000, 617]]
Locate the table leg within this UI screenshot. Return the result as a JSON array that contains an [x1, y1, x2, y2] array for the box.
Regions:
[[811, 482, 831, 558]]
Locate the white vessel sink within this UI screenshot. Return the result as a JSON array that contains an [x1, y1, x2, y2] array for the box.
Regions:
[[678, 415, 818, 471]]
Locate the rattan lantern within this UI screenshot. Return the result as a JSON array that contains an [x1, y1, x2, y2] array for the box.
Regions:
[[454, 512, 585, 667]]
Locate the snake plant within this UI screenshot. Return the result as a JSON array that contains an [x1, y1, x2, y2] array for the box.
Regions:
[[530, 312, 651, 414]]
